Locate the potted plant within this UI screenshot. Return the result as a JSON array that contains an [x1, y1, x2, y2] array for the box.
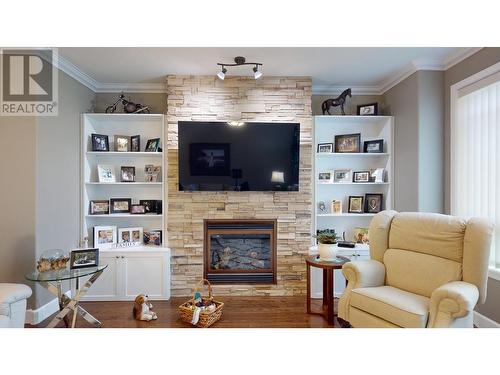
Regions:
[[314, 230, 338, 261]]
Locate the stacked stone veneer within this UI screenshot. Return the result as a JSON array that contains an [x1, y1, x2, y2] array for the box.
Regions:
[[166, 76, 312, 296]]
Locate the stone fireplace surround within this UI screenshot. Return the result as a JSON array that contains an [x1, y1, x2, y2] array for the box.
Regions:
[[166, 75, 312, 297]]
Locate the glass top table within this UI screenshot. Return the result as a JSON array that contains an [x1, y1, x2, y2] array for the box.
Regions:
[[26, 264, 107, 282]]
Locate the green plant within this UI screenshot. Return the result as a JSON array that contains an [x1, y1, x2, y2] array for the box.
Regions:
[[313, 230, 337, 244]]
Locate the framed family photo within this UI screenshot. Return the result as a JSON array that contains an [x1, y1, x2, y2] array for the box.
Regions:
[[318, 171, 333, 183], [97, 164, 116, 183], [114, 135, 130, 152], [93, 226, 117, 249], [353, 171, 371, 183], [357, 102, 378, 116], [70, 248, 99, 270], [334, 133, 361, 153], [89, 200, 109, 215], [131, 135, 141, 152], [317, 143, 333, 153], [91, 133, 109, 152], [118, 227, 143, 244], [145, 138, 161, 152], [120, 166, 135, 182], [364, 139, 384, 153], [110, 198, 132, 214], [334, 169, 352, 183], [365, 193, 383, 213], [348, 196, 364, 213]]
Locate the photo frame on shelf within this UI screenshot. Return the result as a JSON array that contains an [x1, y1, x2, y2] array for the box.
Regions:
[[348, 196, 364, 213], [317, 201, 327, 214], [130, 204, 146, 214], [70, 248, 99, 270], [97, 164, 116, 183], [110, 198, 132, 214], [91, 133, 109, 152], [144, 230, 162, 246], [140, 200, 161, 214], [353, 171, 371, 183], [120, 166, 136, 182], [331, 200, 342, 214], [145, 138, 161, 152], [93, 226, 117, 249], [357, 103, 378, 116], [131, 135, 141, 152], [334, 133, 361, 153], [318, 171, 333, 183], [333, 169, 352, 183], [353, 227, 369, 244], [145, 164, 161, 182], [363, 139, 384, 153], [317, 143, 333, 153], [89, 200, 109, 215], [114, 135, 130, 152], [118, 227, 143, 244], [370, 168, 385, 183], [365, 193, 383, 213]]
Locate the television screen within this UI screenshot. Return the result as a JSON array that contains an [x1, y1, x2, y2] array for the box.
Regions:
[[178, 121, 300, 191]]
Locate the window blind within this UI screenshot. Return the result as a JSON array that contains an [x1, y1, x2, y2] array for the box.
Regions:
[[451, 78, 500, 267]]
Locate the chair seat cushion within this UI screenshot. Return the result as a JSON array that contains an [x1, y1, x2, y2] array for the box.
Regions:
[[0, 283, 32, 304], [350, 286, 430, 328]]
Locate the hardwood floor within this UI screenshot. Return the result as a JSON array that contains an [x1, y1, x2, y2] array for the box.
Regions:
[[29, 297, 340, 328]]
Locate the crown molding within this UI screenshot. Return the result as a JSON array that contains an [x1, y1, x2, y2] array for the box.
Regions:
[[57, 54, 99, 92], [312, 85, 381, 96], [93, 82, 167, 93], [442, 47, 483, 70]]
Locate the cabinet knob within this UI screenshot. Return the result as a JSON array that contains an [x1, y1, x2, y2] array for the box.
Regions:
[[115, 256, 119, 259], [121, 256, 125, 259]]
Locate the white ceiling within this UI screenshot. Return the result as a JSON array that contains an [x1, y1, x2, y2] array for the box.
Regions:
[[58, 47, 480, 94]]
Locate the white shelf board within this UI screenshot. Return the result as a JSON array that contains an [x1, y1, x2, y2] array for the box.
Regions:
[[85, 214, 162, 218], [85, 182, 162, 185], [100, 246, 170, 253], [316, 153, 389, 157], [86, 151, 163, 156], [316, 213, 376, 217], [83, 113, 163, 121], [316, 182, 390, 186]]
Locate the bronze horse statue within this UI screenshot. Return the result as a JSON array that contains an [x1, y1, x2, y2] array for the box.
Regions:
[[321, 88, 352, 115]]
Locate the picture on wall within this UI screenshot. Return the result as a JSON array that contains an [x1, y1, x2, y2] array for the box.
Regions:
[[97, 164, 116, 183], [363, 139, 384, 153], [120, 166, 136, 182], [114, 135, 130, 152], [365, 193, 383, 213], [131, 135, 141, 152], [110, 198, 132, 214], [334, 133, 361, 153], [93, 226, 117, 249], [89, 200, 109, 215], [91, 134, 109, 152], [189, 143, 230, 176], [118, 227, 143, 244], [70, 248, 99, 270], [348, 196, 364, 213]]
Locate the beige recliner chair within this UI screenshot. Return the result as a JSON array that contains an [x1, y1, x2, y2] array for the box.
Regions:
[[338, 211, 493, 328]]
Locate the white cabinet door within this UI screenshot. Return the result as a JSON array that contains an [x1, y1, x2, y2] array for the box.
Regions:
[[79, 254, 121, 301], [122, 253, 170, 300]]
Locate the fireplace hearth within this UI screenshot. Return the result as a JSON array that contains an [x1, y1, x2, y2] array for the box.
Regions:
[[204, 220, 277, 284]]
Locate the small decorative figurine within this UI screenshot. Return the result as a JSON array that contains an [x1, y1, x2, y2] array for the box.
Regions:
[[105, 93, 150, 114], [133, 294, 158, 321], [321, 88, 352, 115]]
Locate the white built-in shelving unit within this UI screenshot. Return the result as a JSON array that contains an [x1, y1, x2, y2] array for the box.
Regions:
[[312, 115, 394, 297], [79, 113, 170, 301]]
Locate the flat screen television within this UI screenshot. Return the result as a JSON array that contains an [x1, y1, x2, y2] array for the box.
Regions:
[[178, 121, 300, 192]]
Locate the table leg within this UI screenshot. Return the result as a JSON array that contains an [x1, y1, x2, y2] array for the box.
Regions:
[[306, 263, 311, 314], [322, 269, 328, 307], [56, 281, 70, 328], [326, 269, 334, 326], [77, 305, 102, 327]]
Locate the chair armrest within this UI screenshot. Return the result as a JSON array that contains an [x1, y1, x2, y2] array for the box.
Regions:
[[342, 260, 386, 288], [427, 281, 479, 328]]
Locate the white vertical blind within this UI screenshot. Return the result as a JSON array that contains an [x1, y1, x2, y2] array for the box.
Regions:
[[452, 79, 500, 267]]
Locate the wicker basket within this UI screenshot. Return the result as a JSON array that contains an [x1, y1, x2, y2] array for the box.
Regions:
[[178, 279, 224, 328]]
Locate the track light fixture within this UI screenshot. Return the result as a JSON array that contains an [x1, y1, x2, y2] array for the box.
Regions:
[[217, 56, 263, 80]]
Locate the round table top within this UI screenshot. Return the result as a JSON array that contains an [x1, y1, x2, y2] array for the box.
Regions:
[[305, 255, 350, 269], [25, 264, 108, 282]]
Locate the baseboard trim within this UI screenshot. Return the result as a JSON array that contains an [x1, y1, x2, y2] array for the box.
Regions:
[[473, 311, 500, 328], [25, 291, 72, 325]]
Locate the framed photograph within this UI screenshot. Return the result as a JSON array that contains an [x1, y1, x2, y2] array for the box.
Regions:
[[357, 103, 379, 116], [89, 200, 109, 215], [331, 200, 342, 214], [114, 135, 130, 152], [334, 133, 361, 153], [97, 164, 116, 183], [145, 138, 161, 152], [140, 200, 160, 214], [365, 193, 383, 213], [353, 171, 371, 183], [353, 227, 369, 244], [91, 133, 109, 152], [317, 143, 333, 153], [145, 164, 161, 182], [130, 204, 146, 214], [93, 226, 117, 249], [363, 139, 384, 153], [318, 171, 333, 183], [189, 143, 230, 176], [144, 230, 162, 246], [70, 248, 99, 270], [131, 135, 141, 152], [370, 168, 385, 183], [118, 227, 143, 244], [317, 201, 327, 214], [120, 166, 136, 182], [333, 169, 352, 183], [109, 198, 132, 214], [348, 196, 364, 213]]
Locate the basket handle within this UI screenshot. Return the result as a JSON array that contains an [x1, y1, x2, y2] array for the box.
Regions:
[[194, 278, 213, 300]]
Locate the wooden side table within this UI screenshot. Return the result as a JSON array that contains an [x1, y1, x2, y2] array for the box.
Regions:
[[305, 255, 349, 326]]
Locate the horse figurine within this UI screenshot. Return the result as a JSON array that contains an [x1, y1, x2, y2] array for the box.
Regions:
[[321, 88, 352, 115]]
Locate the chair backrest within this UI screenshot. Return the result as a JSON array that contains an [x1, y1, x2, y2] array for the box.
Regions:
[[369, 211, 493, 303]]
